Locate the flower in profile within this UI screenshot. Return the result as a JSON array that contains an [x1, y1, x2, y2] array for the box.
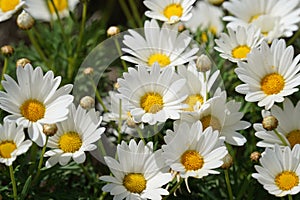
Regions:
[[0, 120, 32, 166], [0, 0, 25, 22], [252, 144, 300, 197], [100, 140, 172, 200], [44, 104, 105, 168], [184, 1, 224, 36], [223, 0, 300, 42], [121, 19, 198, 69], [214, 25, 263, 63], [254, 98, 300, 149], [25, 0, 79, 21], [0, 64, 73, 146], [117, 63, 187, 125], [235, 39, 300, 110], [162, 121, 227, 190], [143, 0, 196, 24], [178, 90, 250, 146]]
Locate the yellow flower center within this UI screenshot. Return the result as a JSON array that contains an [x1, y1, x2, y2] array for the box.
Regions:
[[261, 73, 285, 95], [163, 3, 183, 20], [200, 115, 222, 131], [48, 0, 68, 14], [123, 173, 147, 194], [148, 53, 171, 68], [59, 131, 82, 153], [249, 14, 261, 23], [286, 130, 300, 148], [183, 94, 204, 111], [201, 32, 208, 43], [20, 99, 46, 122], [232, 45, 251, 59], [209, 26, 217, 35], [0, 141, 16, 158], [275, 171, 299, 191], [0, 0, 19, 12], [181, 150, 204, 171], [140, 92, 163, 114]]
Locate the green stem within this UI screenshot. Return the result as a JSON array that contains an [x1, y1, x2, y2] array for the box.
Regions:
[[288, 195, 293, 200], [136, 126, 146, 144], [99, 192, 108, 200], [88, 77, 108, 112], [32, 136, 49, 185], [114, 38, 128, 71], [224, 169, 234, 200], [287, 29, 300, 46], [128, 0, 143, 27], [9, 165, 17, 200], [118, 0, 137, 27], [0, 57, 8, 90], [98, 139, 107, 157], [27, 30, 53, 70], [163, 178, 183, 200], [117, 99, 123, 144], [273, 129, 289, 146]]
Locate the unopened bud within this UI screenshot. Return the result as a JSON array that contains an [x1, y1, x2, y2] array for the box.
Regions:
[[262, 115, 278, 131], [250, 151, 261, 162], [178, 23, 185, 32], [80, 96, 95, 110], [43, 124, 58, 136], [196, 54, 212, 72], [126, 118, 137, 128], [207, 0, 224, 6], [16, 58, 31, 67], [1, 45, 14, 57], [107, 26, 120, 37], [114, 82, 120, 90], [17, 10, 34, 30], [221, 153, 233, 169], [83, 67, 94, 75]]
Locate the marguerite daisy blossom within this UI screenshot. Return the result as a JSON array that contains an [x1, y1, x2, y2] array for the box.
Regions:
[[0, 64, 73, 147], [100, 140, 172, 200], [25, 0, 79, 21], [0, 0, 24, 22], [254, 98, 300, 149], [178, 90, 250, 146], [121, 19, 198, 69], [252, 144, 300, 197], [117, 63, 187, 125], [0, 120, 32, 166], [235, 39, 300, 110], [44, 104, 105, 168], [214, 25, 263, 63], [162, 121, 227, 183], [143, 0, 196, 24]]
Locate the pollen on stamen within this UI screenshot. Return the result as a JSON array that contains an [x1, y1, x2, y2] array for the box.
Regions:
[[232, 45, 251, 59], [163, 3, 183, 21], [148, 53, 171, 67], [181, 150, 204, 171], [0, 141, 17, 158], [123, 173, 147, 194], [261, 73, 285, 95], [286, 130, 300, 148], [140, 92, 164, 114], [0, 0, 19, 12], [275, 171, 299, 191], [58, 132, 82, 153], [20, 99, 46, 122]]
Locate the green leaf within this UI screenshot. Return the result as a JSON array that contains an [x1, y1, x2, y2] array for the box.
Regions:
[[20, 175, 32, 200]]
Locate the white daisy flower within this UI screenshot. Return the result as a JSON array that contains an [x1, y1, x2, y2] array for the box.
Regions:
[[178, 90, 250, 146], [44, 104, 105, 168], [0, 0, 25, 22], [0, 64, 73, 147], [0, 120, 32, 166], [162, 121, 227, 181], [177, 61, 220, 111], [235, 39, 300, 110], [117, 63, 187, 125], [184, 1, 224, 35], [214, 25, 263, 63], [121, 19, 199, 69], [254, 98, 300, 149], [143, 0, 196, 24], [25, 0, 79, 21], [223, 0, 300, 42], [252, 144, 300, 197], [100, 140, 172, 200]]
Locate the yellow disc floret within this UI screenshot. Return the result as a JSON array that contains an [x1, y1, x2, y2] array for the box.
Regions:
[[287, 130, 300, 148], [59, 131, 82, 153], [261, 73, 285, 95], [140, 92, 163, 113], [181, 150, 204, 171], [0, 0, 19, 12], [148, 53, 171, 68], [183, 94, 204, 111], [200, 115, 222, 131], [275, 171, 299, 191], [232, 45, 251, 59], [48, 0, 68, 14], [163, 4, 183, 20], [123, 173, 147, 194], [0, 141, 16, 158], [20, 99, 46, 122]]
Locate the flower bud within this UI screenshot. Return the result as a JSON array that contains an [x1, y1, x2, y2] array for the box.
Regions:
[[207, 0, 224, 6], [43, 124, 58, 136], [250, 151, 261, 162], [1, 45, 14, 57], [107, 26, 120, 37], [16, 58, 31, 67], [262, 115, 278, 131], [17, 10, 35, 30], [83, 67, 94, 75], [178, 23, 185, 32], [196, 54, 212, 72], [80, 96, 95, 110], [221, 153, 233, 169], [113, 82, 120, 90]]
